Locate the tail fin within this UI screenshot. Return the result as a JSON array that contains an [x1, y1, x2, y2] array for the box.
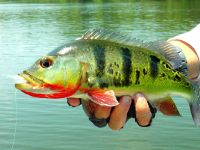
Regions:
[[190, 81, 200, 126]]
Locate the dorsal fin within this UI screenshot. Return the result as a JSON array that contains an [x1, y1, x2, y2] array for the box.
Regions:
[[78, 29, 188, 76], [77, 29, 145, 48], [145, 41, 188, 76]]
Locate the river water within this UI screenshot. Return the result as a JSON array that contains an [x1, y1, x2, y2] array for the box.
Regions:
[[0, 1, 200, 150]]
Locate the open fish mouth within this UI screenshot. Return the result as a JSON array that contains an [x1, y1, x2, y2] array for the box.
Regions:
[[15, 71, 44, 90], [15, 71, 65, 96], [22, 71, 44, 85]]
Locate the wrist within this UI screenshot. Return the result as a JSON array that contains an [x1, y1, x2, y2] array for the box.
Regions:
[[168, 39, 200, 80]]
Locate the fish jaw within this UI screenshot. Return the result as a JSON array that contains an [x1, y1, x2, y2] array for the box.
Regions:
[[15, 72, 80, 99], [15, 71, 45, 92]]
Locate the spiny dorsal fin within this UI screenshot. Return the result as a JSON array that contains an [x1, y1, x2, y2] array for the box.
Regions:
[[77, 29, 145, 48]]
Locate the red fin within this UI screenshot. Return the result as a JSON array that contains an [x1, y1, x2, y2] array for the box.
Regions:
[[155, 97, 180, 116], [87, 89, 119, 106]]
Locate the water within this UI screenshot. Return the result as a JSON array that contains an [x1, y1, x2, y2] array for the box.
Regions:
[[0, 1, 200, 150]]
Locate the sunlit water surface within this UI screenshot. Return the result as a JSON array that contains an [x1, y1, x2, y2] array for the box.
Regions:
[[1, 1, 200, 150]]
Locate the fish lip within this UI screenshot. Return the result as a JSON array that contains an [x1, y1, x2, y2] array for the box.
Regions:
[[18, 71, 44, 86]]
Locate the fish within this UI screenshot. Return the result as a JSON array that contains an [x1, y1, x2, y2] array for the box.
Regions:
[[15, 29, 200, 126]]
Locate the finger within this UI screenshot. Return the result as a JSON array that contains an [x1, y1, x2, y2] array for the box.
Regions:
[[133, 93, 152, 127], [94, 104, 111, 119], [82, 100, 111, 128], [91, 103, 111, 128], [67, 98, 81, 107], [82, 100, 97, 117], [108, 96, 132, 130]]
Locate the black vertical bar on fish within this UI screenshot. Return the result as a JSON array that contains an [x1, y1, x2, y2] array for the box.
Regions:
[[93, 45, 105, 76], [93, 45, 108, 88], [150, 55, 160, 78], [121, 47, 132, 86]]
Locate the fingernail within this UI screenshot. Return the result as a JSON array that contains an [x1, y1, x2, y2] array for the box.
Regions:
[[122, 96, 131, 104], [134, 93, 143, 99]]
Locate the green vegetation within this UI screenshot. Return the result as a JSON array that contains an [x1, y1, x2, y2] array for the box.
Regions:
[[0, 0, 199, 4]]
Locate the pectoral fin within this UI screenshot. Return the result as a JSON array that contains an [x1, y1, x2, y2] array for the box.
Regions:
[[87, 89, 119, 107], [155, 97, 180, 116]]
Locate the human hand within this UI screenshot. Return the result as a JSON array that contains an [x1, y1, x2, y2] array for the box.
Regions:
[[67, 93, 157, 130]]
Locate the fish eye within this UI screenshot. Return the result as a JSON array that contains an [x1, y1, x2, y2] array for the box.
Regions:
[[40, 58, 53, 68]]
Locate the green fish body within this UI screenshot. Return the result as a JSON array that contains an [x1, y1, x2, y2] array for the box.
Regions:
[[15, 29, 200, 126]]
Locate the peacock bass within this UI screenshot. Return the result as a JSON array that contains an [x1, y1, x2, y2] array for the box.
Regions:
[[15, 29, 200, 126]]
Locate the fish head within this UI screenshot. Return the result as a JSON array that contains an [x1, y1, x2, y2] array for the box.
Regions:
[[15, 55, 82, 98]]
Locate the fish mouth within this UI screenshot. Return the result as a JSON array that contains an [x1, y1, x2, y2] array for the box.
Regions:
[[15, 71, 44, 90], [15, 71, 64, 97]]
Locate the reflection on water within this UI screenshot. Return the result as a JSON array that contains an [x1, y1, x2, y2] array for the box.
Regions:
[[0, 1, 200, 150]]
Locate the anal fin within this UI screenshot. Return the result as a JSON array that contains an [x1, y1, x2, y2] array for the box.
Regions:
[[155, 97, 180, 116]]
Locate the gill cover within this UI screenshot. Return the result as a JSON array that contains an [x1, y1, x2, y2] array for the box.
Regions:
[[18, 55, 82, 98]]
